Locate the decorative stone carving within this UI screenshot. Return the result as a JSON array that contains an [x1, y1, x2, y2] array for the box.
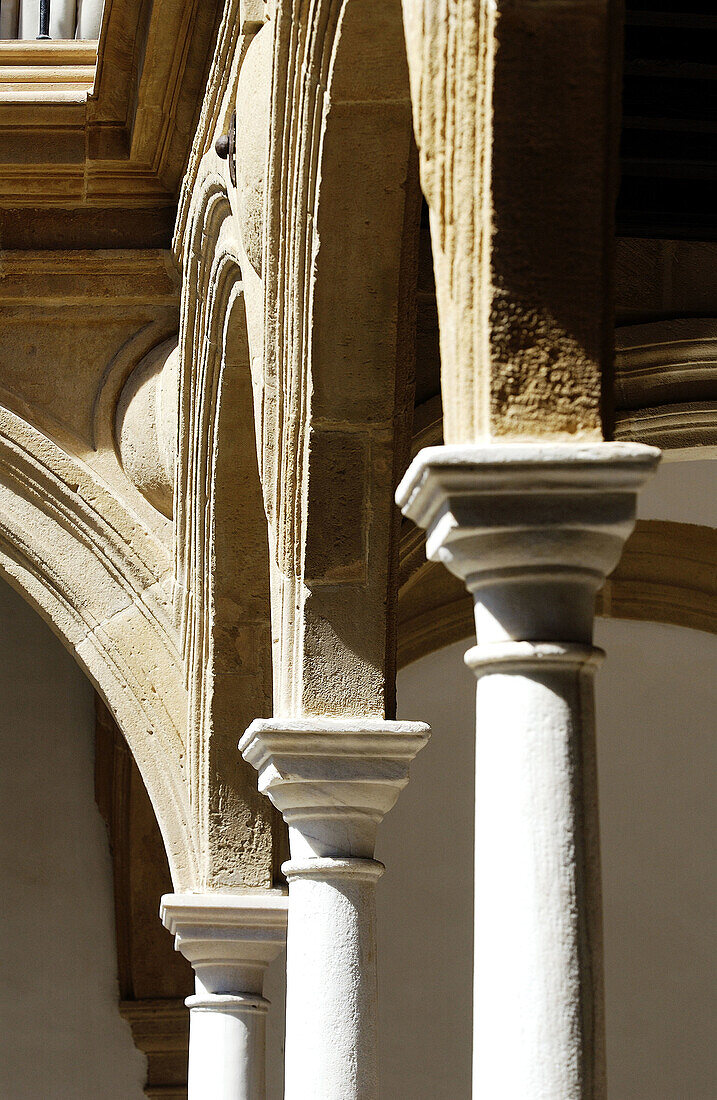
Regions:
[[0, 0, 223, 250], [615, 318, 717, 457], [173, 181, 280, 891], [260, 0, 420, 718], [116, 338, 179, 519]]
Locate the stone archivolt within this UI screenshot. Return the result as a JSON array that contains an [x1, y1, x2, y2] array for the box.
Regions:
[[614, 318, 717, 457]]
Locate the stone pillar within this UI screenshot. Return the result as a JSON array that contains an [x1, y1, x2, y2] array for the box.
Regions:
[[398, 442, 659, 1098], [160, 893, 288, 1100], [240, 718, 430, 1100]]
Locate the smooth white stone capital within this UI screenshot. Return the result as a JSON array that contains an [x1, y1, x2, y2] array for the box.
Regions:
[[239, 717, 430, 859], [397, 442, 661, 644], [160, 893, 288, 1100], [160, 892, 288, 996], [241, 718, 428, 1100]]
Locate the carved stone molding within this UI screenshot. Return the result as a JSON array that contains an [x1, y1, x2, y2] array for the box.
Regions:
[[174, 0, 267, 257], [261, 0, 420, 717], [119, 1000, 189, 1100], [398, 518, 717, 668], [116, 338, 179, 520], [174, 160, 283, 891], [0, 0, 223, 248], [614, 318, 717, 457], [0, 40, 96, 100]]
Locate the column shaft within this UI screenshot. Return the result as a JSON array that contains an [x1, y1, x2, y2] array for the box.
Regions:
[[240, 718, 429, 1100], [283, 859, 383, 1100], [187, 991, 269, 1100], [471, 645, 604, 1097]]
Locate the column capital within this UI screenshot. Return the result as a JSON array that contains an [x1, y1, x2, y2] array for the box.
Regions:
[[160, 892, 288, 998], [397, 442, 661, 643], [239, 718, 430, 859]]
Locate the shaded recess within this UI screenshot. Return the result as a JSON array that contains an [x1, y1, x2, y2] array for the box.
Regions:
[[617, 1, 717, 239], [95, 698, 192, 1099]]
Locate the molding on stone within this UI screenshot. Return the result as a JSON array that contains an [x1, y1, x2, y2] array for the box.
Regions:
[[240, 718, 430, 859], [0, 40, 97, 100], [614, 318, 717, 457], [614, 403, 717, 457], [0, 0, 223, 246], [173, 174, 281, 892], [160, 892, 288, 996], [119, 999, 189, 1100], [397, 519, 717, 667], [174, 0, 266, 257], [260, 0, 420, 718]]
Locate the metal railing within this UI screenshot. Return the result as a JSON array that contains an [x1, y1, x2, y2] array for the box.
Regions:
[[37, 0, 50, 39], [0, 1, 102, 41]]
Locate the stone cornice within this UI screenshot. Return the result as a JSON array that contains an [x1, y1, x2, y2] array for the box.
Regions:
[[0, 41, 96, 100], [0, 0, 222, 247]]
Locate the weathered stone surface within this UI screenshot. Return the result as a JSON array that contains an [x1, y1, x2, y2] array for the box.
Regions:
[[401, 0, 618, 443]]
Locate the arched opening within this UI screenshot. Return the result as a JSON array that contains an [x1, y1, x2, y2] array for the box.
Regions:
[[175, 181, 282, 889], [0, 577, 149, 1098]]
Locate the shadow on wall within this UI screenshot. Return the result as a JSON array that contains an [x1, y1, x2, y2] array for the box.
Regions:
[[0, 578, 147, 1100], [384, 620, 716, 1100]]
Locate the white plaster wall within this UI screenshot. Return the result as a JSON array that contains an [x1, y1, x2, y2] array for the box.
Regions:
[[0, 580, 147, 1099]]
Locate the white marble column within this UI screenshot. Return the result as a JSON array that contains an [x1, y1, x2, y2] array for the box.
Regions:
[[397, 442, 660, 1099], [160, 892, 288, 1100], [240, 718, 429, 1100]]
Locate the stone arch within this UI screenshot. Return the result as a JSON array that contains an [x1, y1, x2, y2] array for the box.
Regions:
[[0, 403, 197, 888], [175, 167, 279, 890]]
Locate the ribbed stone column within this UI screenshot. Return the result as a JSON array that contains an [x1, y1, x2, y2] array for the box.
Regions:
[[160, 893, 288, 1100], [397, 442, 660, 1099], [239, 718, 429, 1100]]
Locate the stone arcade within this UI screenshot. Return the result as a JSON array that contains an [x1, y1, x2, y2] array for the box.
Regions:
[[0, 1, 715, 1098]]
